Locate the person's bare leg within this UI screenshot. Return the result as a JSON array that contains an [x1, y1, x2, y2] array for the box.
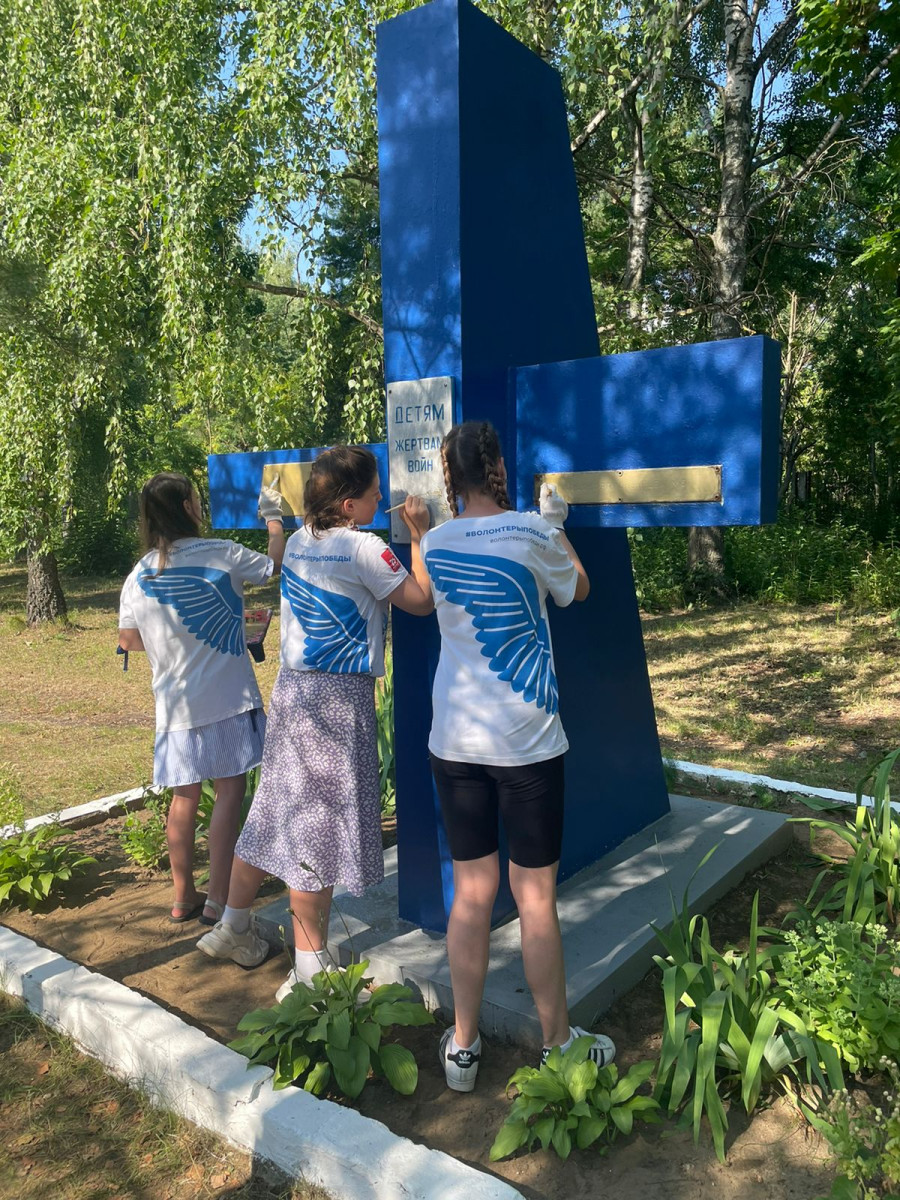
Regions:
[[204, 773, 245, 918], [509, 860, 569, 1048], [446, 854, 499, 1048], [167, 783, 202, 915], [225, 855, 268, 908], [290, 887, 334, 953]]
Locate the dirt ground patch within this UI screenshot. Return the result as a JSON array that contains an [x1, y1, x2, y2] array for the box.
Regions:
[[0, 805, 841, 1200]]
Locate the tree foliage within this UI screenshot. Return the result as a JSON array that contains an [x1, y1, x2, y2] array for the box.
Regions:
[[0, 0, 898, 615]]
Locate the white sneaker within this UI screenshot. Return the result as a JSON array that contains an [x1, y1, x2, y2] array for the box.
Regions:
[[276, 965, 373, 1006], [440, 1027, 481, 1092], [196, 918, 269, 968], [276, 969, 303, 1003], [541, 1024, 616, 1068]]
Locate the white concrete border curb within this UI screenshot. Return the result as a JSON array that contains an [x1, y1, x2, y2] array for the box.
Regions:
[[668, 758, 884, 810], [0, 784, 155, 840], [0, 927, 521, 1200]]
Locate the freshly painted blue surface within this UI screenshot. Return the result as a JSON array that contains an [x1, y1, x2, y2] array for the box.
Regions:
[[207, 445, 391, 531], [379, 0, 670, 931], [515, 335, 781, 527], [207, 0, 779, 936]]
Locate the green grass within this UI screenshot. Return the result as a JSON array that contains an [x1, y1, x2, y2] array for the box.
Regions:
[[0, 565, 280, 818], [2, 565, 899, 817], [0, 995, 331, 1199], [644, 603, 900, 793]]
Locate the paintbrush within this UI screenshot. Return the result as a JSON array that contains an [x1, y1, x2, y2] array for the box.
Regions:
[[384, 494, 441, 514]]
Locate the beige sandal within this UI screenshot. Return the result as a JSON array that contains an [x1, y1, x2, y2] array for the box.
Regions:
[[198, 899, 225, 927]]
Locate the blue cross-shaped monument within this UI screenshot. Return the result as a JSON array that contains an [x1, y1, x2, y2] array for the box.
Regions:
[[209, 0, 780, 934]]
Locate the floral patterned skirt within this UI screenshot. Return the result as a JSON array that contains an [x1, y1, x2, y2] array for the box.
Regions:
[[235, 668, 383, 896]]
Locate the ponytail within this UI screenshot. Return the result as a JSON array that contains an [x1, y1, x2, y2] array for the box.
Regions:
[[139, 473, 201, 573]]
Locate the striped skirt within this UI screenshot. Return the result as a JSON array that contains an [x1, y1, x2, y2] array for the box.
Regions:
[[153, 708, 266, 788], [235, 668, 383, 896]]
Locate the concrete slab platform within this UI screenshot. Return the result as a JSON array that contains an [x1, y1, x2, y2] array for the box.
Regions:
[[256, 794, 790, 1047]]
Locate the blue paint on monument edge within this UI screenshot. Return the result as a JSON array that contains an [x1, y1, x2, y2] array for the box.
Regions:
[[206, 445, 392, 532]]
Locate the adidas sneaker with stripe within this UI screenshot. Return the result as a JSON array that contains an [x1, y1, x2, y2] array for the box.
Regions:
[[440, 1027, 481, 1092], [540, 1025, 616, 1068]]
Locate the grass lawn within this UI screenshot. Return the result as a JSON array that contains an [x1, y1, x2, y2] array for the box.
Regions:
[[0, 996, 331, 1200], [1, 563, 899, 816], [644, 603, 900, 793], [0, 565, 281, 818]]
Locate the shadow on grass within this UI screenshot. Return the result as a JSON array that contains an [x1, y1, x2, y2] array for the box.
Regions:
[[0, 565, 122, 615]]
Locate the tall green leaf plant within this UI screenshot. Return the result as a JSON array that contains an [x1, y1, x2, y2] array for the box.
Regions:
[[653, 888, 843, 1162]]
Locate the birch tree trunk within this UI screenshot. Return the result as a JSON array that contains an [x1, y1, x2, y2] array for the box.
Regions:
[[622, 85, 660, 321], [26, 543, 68, 625]]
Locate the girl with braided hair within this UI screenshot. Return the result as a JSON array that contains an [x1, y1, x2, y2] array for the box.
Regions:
[[400, 419, 616, 1091]]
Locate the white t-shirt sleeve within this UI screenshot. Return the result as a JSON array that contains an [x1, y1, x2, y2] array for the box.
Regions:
[[228, 540, 274, 584], [119, 573, 139, 628], [541, 527, 578, 607], [355, 533, 409, 600]]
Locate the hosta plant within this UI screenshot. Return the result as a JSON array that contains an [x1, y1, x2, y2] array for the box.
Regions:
[[229, 961, 433, 1099], [489, 1039, 659, 1162]]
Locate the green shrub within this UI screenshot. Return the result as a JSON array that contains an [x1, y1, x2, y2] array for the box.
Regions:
[[798, 748, 900, 928], [806, 1061, 900, 1200], [60, 504, 137, 577], [627, 528, 689, 610], [229, 962, 434, 1099], [652, 887, 842, 1162], [626, 510, 900, 612], [774, 920, 900, 1074], [0, 765, 95, 910], [120, 790, 170, 870], [725, 513, 867, 605], [489, 1041, 659, 1162]]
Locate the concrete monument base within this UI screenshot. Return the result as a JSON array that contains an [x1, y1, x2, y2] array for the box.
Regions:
[[255, 794, 791, 1047]]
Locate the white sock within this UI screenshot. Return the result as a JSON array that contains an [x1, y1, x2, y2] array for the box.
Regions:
[[294, 946, 328, 981], [546, 1026, 575, 1053], [450, 1030, 481, 1053], [222, 905, 251, 933]]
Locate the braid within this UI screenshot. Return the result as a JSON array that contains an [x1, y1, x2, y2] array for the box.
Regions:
[[478, 422, 511, 511], [441, 419, 511, 512], [441, 445, 459, 516]]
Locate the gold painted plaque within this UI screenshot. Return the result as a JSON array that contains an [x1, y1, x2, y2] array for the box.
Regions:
[[534, 465, 722, 506], [262, 461, 312, 519]]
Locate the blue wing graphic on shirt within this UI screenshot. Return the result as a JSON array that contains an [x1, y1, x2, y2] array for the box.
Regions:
[[424, 548, 558, 714], [136, 567, 244, 656], [281, 566, 370, 674]]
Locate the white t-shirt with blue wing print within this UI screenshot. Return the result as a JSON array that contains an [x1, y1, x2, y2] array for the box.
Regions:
[[279, 525, 408, 677], [119, 538, 272, 732], [422, 511, 578, 766]]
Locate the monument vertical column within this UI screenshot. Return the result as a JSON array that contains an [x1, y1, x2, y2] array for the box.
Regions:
[[378, 0, 670, 930]]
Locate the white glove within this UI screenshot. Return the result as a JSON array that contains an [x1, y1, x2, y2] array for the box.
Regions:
[[539, 482, 568, 529], [258, 473, 284, 523]]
